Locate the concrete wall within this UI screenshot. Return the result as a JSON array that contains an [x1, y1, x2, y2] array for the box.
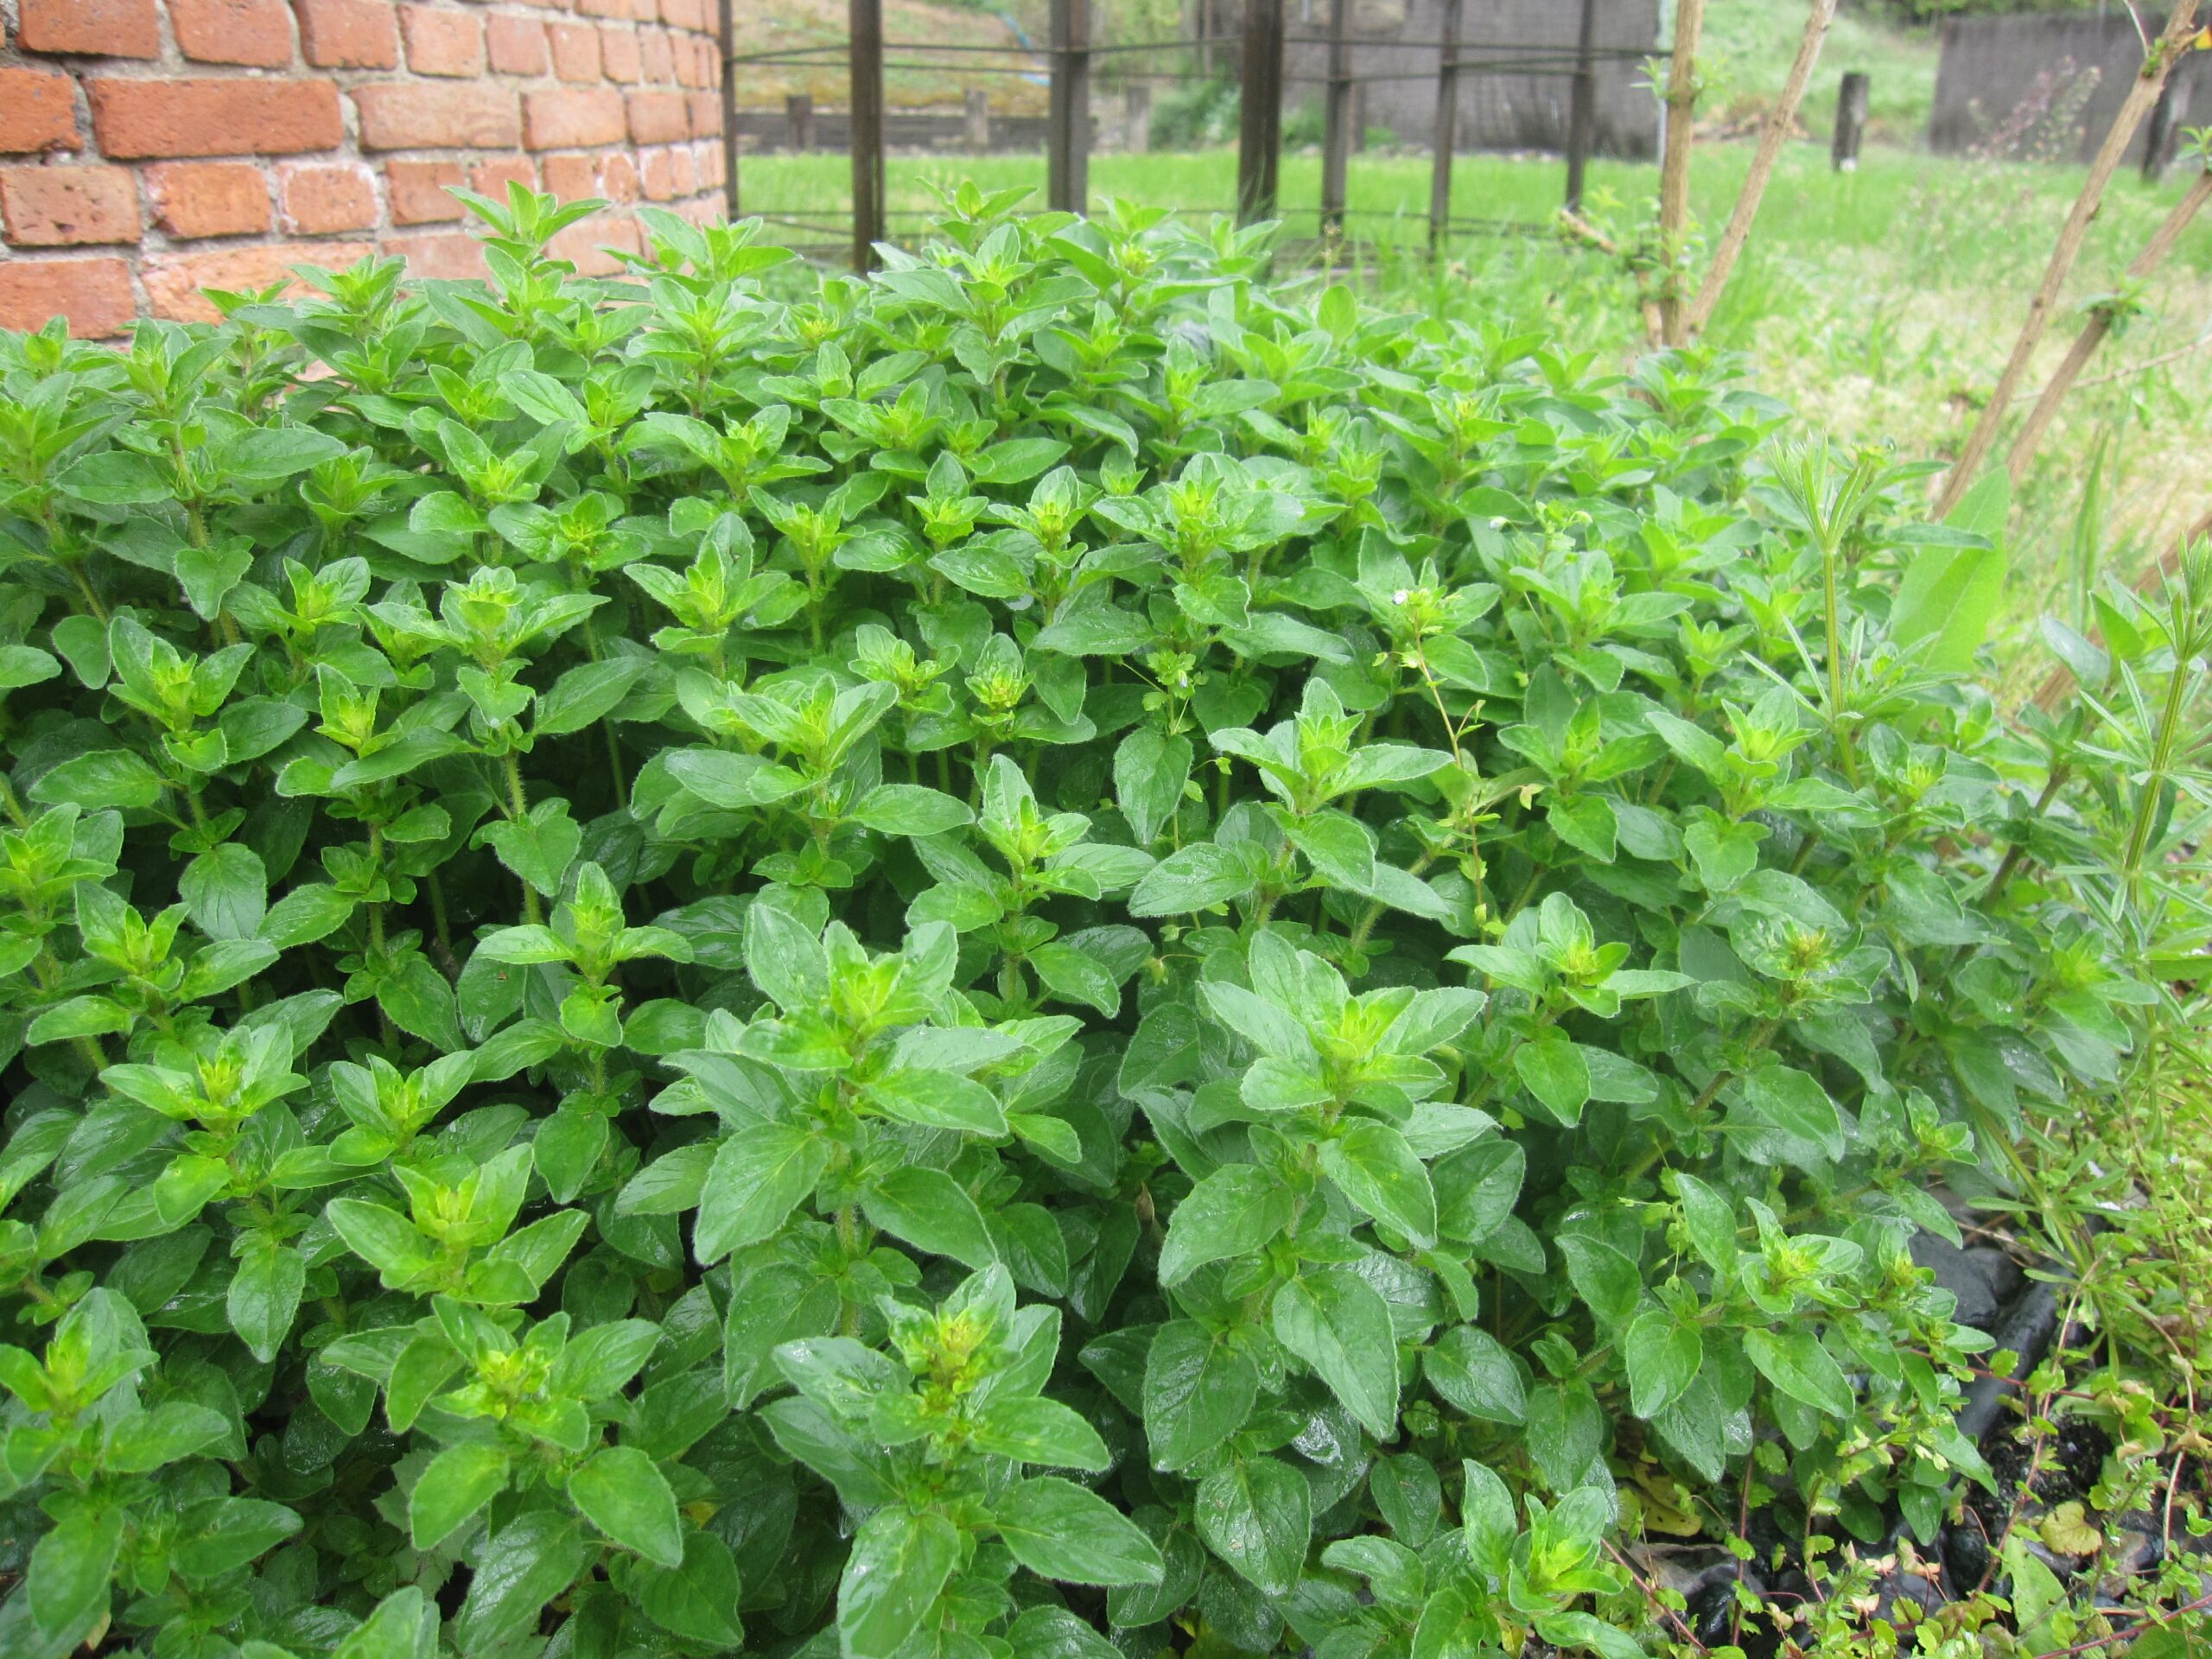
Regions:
[[1929, 12, 2212, 163], [0, 0, 728, 338], [1282, 0, 1661, 159]]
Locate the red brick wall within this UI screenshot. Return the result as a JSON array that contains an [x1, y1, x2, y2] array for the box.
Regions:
[[0, 0, 727, 335]]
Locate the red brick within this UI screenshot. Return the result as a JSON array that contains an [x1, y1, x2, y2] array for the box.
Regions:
[[621, 89, 681, 144], [0, 166, 139, 247], [399, 4, 483, 76], [595, 150, 636, 203], [279, 161, 376, 233], [540, 154, 594, 200], [0, 70, 80, 156], [658, 0, 698, 26], [695, 139, 721, 189], [146, 162, 270, 237], [0, 257, 136, 338], [19, 0, 158, 57], [469, 155, 535, 196], [295, 0, 398, 67], [352, 81, 518, 149], [547, 22, 601, 81], [486, 14, 548, 75], [599, 24, 641, 82], [384, 158, 462, 224], [574, 0, 627, 16], [143, 239, 372, 323], [385, 229, 483, 279], [641, 144, 696, 201], [172, 0, 295, 66], [548, 211, 638, 275], [88, 79, 342, 159], [523, 87, 625, 149], [687, 91, 721, 137]]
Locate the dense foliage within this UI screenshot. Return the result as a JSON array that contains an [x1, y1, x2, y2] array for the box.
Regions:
[[0, 184, 2184, 1659]]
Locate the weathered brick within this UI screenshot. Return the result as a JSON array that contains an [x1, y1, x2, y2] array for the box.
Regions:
[[352, 81, 518, 149], [143, 240, 372, 323], [623, 90, 684, 144], [595, 150, 638, 203], [146, 162, 270, 237], [384, 158, 463, 224], [0, 70, 80, 156], [399, 4, 484, 76], [294, 0, 399, 67], [0, 166, 139, 247], [468, 155, 535, 196], [658, 0, 701, 28], [88, 79, 343, 160], [599, 24, 641, 83], [172, 0, 296, 67], [0, 257, 136, 337], [573, 0, 628, 17], [641, 143, 696, 200], [687, 91, 721, 137], [279, 161, 377, 233], [548, 211, 639, 275], [539, 154, 595, 200], [385, 230, 486, 279], [19, 0, 159, 58], [486, 14, 549, 76], [547, 22, 601, 82], [638, 28, 673, 83], [523, 87, 626, 149], [695, 139, 722, 189]]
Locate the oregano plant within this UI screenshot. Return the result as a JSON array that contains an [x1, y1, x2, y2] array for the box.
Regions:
[[0, 181, 2191, 1659]]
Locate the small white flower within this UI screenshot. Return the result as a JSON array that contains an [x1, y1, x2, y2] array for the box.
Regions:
[[1392, 588, 1409, 604], [1489, 515, 1508, 529]]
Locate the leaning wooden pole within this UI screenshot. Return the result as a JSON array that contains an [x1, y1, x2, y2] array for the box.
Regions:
[[1934, 0, 2203, 517], [2006, 166, 2212, 489], [1655, 0, 1707, 346], [1682, 0, 1836, 339]]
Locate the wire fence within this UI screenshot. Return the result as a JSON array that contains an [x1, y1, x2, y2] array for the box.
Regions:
[[720, 0, 1654, 271]]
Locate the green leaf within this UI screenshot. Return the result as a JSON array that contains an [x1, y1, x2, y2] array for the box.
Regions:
[[1515, 1030, 1592, 1124], [995, 1476, 1165, 1586], [567, 1445, 683, 1567], [31, 749, 164, 811], [969, 1396, 1111, 1470], [456, 1512, 590, 1650], [1738, 1065, 1846, 1160], [1559, 1233, 1642, 1328], [838, 1506, 960, 1659], [1128, 843, 1258, 915], [1316, 1120, 1437, 1246], [476, 799, 581, 899], [535, 658, 645, 735], [849, 783, 974, 836], [1195, 1456, 1310, 1597], [1893, 474, 2008, 673], [632, 1531, 744, 1648], [1143, 1319, 1259, 1470], [1272, 1268, 1400, 1440], [693, 1122, 828, 1264], [29, 1504, 122, 1637], [226, 1232, 305, 1364], [1116, 728, 1193, 845], [1624, 1309, 1703, 1419], [1158, 1162, 1294, 1285], [865, 1068, 1007, 1135], [410, 1440, 511, 1548], [1743, 1328, 1854, 1418], [861, 1166, 998, 1269], [1424, 1324, 1527, 1424], [334, 1587, 439, 1659]]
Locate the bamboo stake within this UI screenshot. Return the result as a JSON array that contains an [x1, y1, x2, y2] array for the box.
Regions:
[[1655, 0, 1707, 346], [1682, 0, 1837, 339], [1934, 0, 2204, 518], [2005, 167, 2212, 488]]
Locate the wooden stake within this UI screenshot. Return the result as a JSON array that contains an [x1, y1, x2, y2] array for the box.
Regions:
[[849, 0, 885, 272], [1236, 0, 1285, 226], [1683, 0, 1835, 340], [1655, 0, 1707, 346], [718, 0, 739, 215], [1428, 0, 1464, 255], [1321, 0, 1353, 236], [1565, 0, 1598, 213], [1047, 0, 1090, 213], [2006, 167, 2212, 489], [1831, 71, 1868, 171], [1934, 0, 2203, 518]]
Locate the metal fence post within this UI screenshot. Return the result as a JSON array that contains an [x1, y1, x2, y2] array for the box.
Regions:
[[787, 92, 814, 151], [1564, 0, 1597, 212], [1428, 0, 1463, 253], [718, 0, 738, 217], [849, 0, 885, 271], [1320, 0, 1353, 236], [1048, 0, 1091, 213], [1236, 0, 1284, 225]]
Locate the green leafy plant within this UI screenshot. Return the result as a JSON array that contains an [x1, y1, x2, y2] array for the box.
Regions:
[[0, 181, 2198, 1659]]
